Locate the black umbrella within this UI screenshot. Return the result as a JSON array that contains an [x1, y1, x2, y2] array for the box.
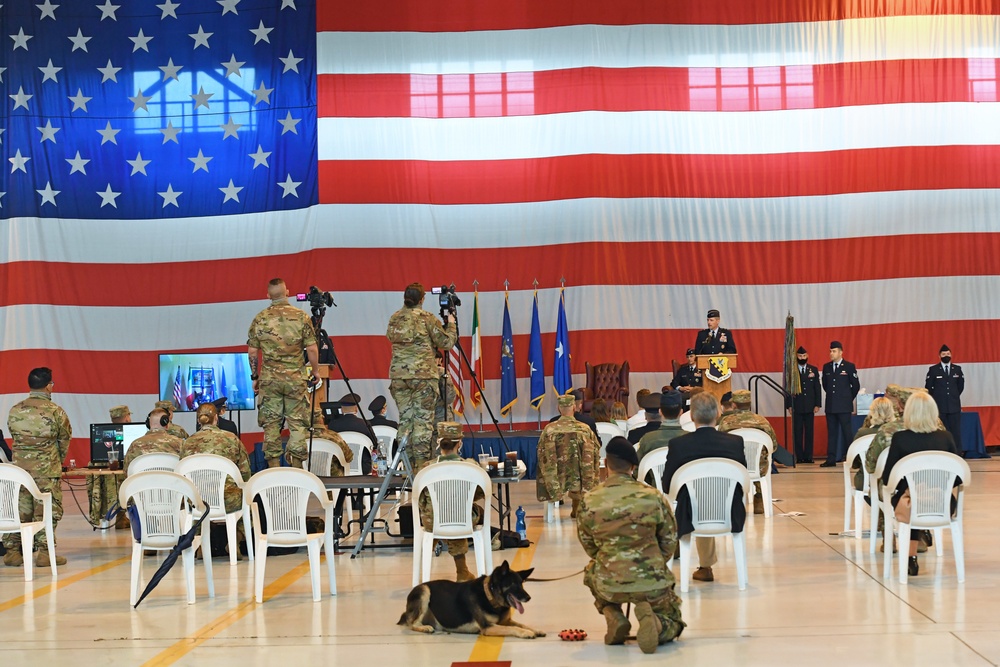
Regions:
[[133, 504, 211, 609]]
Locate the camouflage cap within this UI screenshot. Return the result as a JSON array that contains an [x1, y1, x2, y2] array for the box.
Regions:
[[885, 384, 921, 405], [557, 393, 576, 408], [109, 405, 131, 419], [437, 421, 463, 439], [154, 400, 175, 413], [732, 389, 752, 404]]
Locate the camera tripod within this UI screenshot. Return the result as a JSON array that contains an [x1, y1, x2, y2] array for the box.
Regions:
[[349, 434, 414, 558]]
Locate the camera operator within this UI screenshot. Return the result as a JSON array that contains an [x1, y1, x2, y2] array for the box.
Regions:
[[248, 278, 320, 469], [386, 282, 458, 472]]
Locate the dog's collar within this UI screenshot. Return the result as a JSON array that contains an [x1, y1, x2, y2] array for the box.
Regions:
[[482, 576, 504, 609]]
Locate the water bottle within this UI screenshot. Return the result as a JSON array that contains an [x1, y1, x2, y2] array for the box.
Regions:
[[515, 506, 527, 541], [370, 448, 380, 477]]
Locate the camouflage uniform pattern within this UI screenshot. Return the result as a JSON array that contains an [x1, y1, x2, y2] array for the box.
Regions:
[[718, 409, 775, 478], [86, 475, 122, 525], [636, 420, 686, 462], [4, 390, 71, 550], [417, 453, 485, 556], [124, 430, 183, 475], [434, 368, 457, 424], [386, 305, 457, 471], [166, 423, 190, 440], [535, 415, 601, 502], [247, 298, 318, 462], [180, 425, 252, 513], [288, 416, 354, 476], [577, 472, 685, 643]]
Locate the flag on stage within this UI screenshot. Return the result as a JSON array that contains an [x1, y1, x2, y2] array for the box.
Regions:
[[553, 289, 573, 396], [448, 347, 465, 416], [500, 294, 517, 416], [220, 365, 228, 403], [528, 291, 545, 409], [470, 292, 483, 408], [172, 367, 183, 411]]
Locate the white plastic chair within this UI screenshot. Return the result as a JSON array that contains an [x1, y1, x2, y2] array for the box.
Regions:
[[118, 471, 213, 606], [302, 438, 352, 520], [176, 454, 254, 565], [614, 419, 629, 436], [679, 412, 695, 432], [636, 447, 670, 496], [0, 465, 57, 581], [0, 447, 10, 464], [596, 422, 625, 461], [870, 448, 890, 554], [411, 460, 492, 586], [883, 451, 970, 584], [544, 500, 561, 523], [667, 457, 751, 593], [372, 425, 397, 462], [128, 452, 180, 475], [730, 428, 774, 518], [243, 468, 336, 603], [843, 434, 875, 538]]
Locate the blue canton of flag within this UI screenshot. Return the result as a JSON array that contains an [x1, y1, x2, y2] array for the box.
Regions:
[[499, 294, 517, 416], [1, 0, 317, 219], [527, 291, 545, 410], [553, 288, 572, 395]]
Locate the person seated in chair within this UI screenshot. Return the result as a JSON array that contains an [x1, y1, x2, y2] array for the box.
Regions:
[[718, 390, 776, 515], [327, 393, 377, 447], [124, 409, 184, 476], [628, 392, 663, 445], [636, 390, 686, 464], [662, 393, 747, 584], [627, 389, 652, 430], [367, 395, 398, 429], [417, 422, 485, 582], [537, 394, 602, 518], [591, 398, 613, 424]]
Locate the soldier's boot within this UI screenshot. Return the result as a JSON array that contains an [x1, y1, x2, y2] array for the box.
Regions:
[[753, 490, 765, 515], [601, 606, 631, 645], [267, 458, 282, 469], [453, 554, 475, 582], [3, 550, 23, 567], [658, 616, 684, 645], [114, 511, 130, 530], [634, 602, 662, 655], [570, 497, 581, 519], [35, 551, 67, 567]]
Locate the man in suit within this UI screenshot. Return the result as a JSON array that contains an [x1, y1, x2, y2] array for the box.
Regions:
[[693, 309, 737, 355], [925, 344, 964, 454], [367, 395, 399, 429], [820, 341, 860, 467], [627, 393, 662, 445], [547, 389, 600, 439], [661, 393, 747, 583], [786, 346, 822, 464]]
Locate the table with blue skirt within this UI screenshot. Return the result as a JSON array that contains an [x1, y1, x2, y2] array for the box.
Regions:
[[461, 431, 540, 479], [851, 411, 988, 459]]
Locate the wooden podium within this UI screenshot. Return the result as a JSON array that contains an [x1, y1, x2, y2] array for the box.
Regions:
[[695, 354, 738, 403]]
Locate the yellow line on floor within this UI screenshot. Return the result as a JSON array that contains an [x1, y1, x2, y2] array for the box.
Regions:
[[466, 521, 544, 663], [0, 556, 130, 614], [141, 558, 314, 667]]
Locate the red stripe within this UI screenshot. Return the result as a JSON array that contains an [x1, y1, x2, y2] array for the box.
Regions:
[[317, 0, 996, 31], [5, 321, 998, 395], [3, 232, 999, 307], [318, 146, 1000, 205], [319, 59, 992, 118]]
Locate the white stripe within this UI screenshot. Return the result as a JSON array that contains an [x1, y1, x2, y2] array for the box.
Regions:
[[2, 276, 998, 351], [318, 104, 1000, 161], [5, 189, 1000, 263], [318, 16, 1000, 74]]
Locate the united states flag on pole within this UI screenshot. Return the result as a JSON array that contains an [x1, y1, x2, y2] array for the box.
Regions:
[[3, 0, 999, 464], [447, 347, 465, 417]]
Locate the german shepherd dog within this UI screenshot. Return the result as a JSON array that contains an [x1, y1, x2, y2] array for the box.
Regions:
[[398, 560, 545, 638]]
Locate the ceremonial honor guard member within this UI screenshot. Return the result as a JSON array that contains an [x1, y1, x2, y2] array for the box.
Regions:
[[694, 309, 737, 355], [820, 341, 860, 467], [787, 346, 822, 463], [925, 344, 964, 453]]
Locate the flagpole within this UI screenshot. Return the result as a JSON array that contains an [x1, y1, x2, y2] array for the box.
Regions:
[[473, 280, 483, 432], [534, 278, 541, 431], [504, 279, 513, 432]]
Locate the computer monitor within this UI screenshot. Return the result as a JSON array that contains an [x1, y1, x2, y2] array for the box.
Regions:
[[89, 423, 146, 465], [158, 352, 256, 412]]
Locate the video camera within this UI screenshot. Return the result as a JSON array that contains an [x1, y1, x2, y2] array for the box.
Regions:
[[296, 286, 336, 318], [431, 284, 462, 319]]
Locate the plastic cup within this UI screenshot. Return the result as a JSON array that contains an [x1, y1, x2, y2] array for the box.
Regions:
[[478, 453, 490, 469]]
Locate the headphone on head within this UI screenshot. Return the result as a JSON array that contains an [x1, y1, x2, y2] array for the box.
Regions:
[[145, 410, 169, 429]]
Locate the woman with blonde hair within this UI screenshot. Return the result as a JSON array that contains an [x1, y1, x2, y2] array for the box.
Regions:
[[850, 396, 896, 490], [881, 390, 960, 576]]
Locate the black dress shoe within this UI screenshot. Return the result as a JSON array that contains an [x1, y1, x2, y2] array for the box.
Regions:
[[819, 461, 836, 468], [908, 556, 919, 576]]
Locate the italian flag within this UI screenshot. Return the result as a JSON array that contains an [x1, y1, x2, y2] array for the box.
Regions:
[[470, 291, 483, 408]]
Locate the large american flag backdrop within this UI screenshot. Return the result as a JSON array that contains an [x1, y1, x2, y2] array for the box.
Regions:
[[3, 0, 999, 462]]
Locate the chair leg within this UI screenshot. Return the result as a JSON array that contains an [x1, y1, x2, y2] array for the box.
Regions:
[[471, 534, 486, 577], [224, 515, 238, 565], [843, 482, 852, 533], [201, 524, 215, 598], [733, 531, 748, 591], [324, 528, 337, 596], [254, 539, 267, 604], [882, 506, 893, 579], [242, 509, 255, 562], [897, 521, 910, 585], [762, 477, 773, 518], [183, 546, 197, 604], [869, 480, 879, 554], [853, 491, 863, 540], [933, 527, 944, 557], [421, 532, 434, 583], [307, 539, 322, 602], [130, 543, 143, 608], [952, 522, 965, 583], [21, 527, 34, 583], [678, 535, 692, 594], [411, 525, 423, 587]]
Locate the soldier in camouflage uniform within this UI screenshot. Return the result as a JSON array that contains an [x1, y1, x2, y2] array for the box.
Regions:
[[180, 404, 252, 515], [88, 405, 132, 528], [386, 283, 457, 472], [578, 437, 685, 654], [155, 400, 190, 441], [536, 394, 601, 518], [123, 409, 184, 475], [417, 422, 483, 581], [3, 368, 71, 568], [718, 390, 774, 515], [288, 407, 354, 477], [247, 278, 320, 468]]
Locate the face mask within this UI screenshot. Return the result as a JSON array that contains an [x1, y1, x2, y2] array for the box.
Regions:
[[941, 356, 952, 364]]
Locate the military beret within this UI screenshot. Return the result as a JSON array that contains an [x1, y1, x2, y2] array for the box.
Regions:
[[732, 389, 752, 404], [639, 392, 662, 411], [154, 400, 175, 413], [939, 344, 950, 353], [339, 393, 361, 406], [720, 391, 733, 404], [686, 348, 696, 356], [660, 389, 683, 409], [437, 421, 463, 439], [570, 388, 585, 402], [211, 396, 227, 410], [796, 346, 807, 354], [707, 309, 720, 319], [557, 393, 576, 408], [606, 437, 639, 467], [109, 405, 130, 420], [368, 395, 387, 413], [830, 340, 843, 350]]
